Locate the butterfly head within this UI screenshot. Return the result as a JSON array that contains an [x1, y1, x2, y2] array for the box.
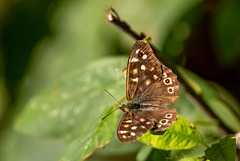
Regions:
[[119, 104, 128, 112]]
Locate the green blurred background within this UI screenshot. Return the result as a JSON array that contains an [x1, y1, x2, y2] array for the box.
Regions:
[[0, 0, 240, 160]]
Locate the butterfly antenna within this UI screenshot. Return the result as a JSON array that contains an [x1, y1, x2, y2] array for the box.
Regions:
[[101, 107, 119, 121], [101, 89, 123, 121], [104, 89, 122, 105]]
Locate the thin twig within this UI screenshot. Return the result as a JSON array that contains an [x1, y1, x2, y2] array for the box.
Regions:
[[106, 7, 146, 40], [106, 7, 233, 134]]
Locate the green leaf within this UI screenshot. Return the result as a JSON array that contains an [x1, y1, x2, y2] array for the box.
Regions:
[[139, 115, 202, 150], [136, 146, 153, 161], [92, 132, 143, 157], [170, 143, 207, 161], [177, 66, 240, 132], [14, 56, 130, 160], [209, 82, 240, 119], [145, 149, 170, 161], [0, 130, 66, 161], [170, 88, 221, 145], [14, 57, 127, 142], [205, 134, 236, 161], [180, 158, 201, 161], [59, 106, 119, 161]]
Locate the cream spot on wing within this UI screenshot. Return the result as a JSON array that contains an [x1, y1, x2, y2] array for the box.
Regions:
[[133, 68, 138, 74], [159, 119, 169, 125], [150, 67, 154, 71], [165, 114, 172, 118], [145, 79, 151, 85], [141, 125, 146, 129], [123, 120, 132, 123], [167, 87, 174, 94], [153, 75, 158, 80], [141, 65, 146, 70], [163, 78, 172, 85], [146, 121, 151, 125], [123, 124, 130, 128], [120, 131, 128, 134], [163, 73, 167, 78], [131, 126, 137, 130], [158, 124, 162, 128], [122, 135, 126, 139], [140, 118, 145, 122], [136, 49, 140, 54], [142, 54, 147, 59], [131, 58, 139, 63], [131, 78, 139, 82], [131, 132, 136, 136]]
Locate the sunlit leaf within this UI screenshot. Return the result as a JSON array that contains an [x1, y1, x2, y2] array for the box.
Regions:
[[180, 158, 201, 161], [139, 115, 202, 150]]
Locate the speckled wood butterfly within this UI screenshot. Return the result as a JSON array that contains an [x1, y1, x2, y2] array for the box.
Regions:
[[117, 40, 180, 143]]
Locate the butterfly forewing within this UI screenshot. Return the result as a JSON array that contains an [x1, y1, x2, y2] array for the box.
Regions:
[[140, 65, 180, 106], [117, 111, 154, 143], [126, 41, 162, 101]]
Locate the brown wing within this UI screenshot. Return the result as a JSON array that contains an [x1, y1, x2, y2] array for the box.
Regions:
[[140, 65, 180, 107], [117, 111, 154, 143], [126, 40, 180, 106], [126, 40, 163, 101], [138, 107, 178, 132]]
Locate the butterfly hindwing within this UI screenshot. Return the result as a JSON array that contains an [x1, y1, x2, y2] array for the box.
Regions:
[[117, 111, 154, 143], [138, 107, 178, 132]]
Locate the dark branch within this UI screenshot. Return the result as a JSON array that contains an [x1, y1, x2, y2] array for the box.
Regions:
[[106, 8, 146, 40], [106, 7, 234, 134]]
